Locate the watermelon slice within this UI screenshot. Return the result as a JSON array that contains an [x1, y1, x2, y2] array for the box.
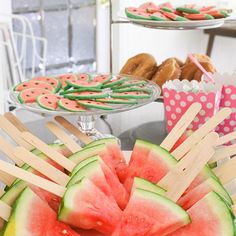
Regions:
[[32, 76, 61, 92], [132, 177, 166, 196], [66, 80, 102, 89], [113, 80, 147, 89], [77, 100, 113, 110], [96, 98, 137, 104], [151, 11, 170, 21], [93, 74, 111, 84], [3, 188, 80, 236], [84, 138, 127, 183], [69, 143, 118, 179], [60, 88, 102, 95], [58, 98, 87, 112], [36, 94, 61, 111], [168, 191, 235, 236], [124, 140, 177, 192], [113, 188, 190, 235], [111, 91, 151, 99], [68, 156, 129, 209], [139, 2, 159, 12], [58, 178, 122, 234], [17, 88, 52, 104], [178, 177, 233, 210], [125, 7, 152, 20], [102, 76, 129, 89], [58, 74, 77, 89], [64, 91, 108, 100], [14, 80, 56, 93]]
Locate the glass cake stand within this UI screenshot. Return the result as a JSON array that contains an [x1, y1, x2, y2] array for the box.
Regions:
[[8, 75, 161, 141]]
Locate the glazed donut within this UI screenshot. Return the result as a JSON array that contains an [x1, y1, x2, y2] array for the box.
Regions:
[[181, 62, 199, 81], [120, 53, 157, 80], [152, 58, 181, 88]]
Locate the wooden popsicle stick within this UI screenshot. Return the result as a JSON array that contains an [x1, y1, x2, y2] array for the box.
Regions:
[[4, 112, 30, 132], [216, 131, 236, 146], [171, 108, 231, 161], [0, 160, 65, 197], [213, 157, 236, 184], [160, 132, 218, 202], [209, 144, 236, 164], [13, 147, 70, 186], [46, 121, 81, 153], [0, 135, 24, 166], [55, 116, 92, 144], [161, 103, 202, 151], [0, 170, 15, 187], [0, 115, 33, 151], [20, 132, 75, 172], [0, 201, 11, 221]]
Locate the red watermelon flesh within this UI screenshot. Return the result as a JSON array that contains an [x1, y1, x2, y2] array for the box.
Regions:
[[18, 88, 52, 104], [85, 138, 128, 183], [125, 7, 152, 20], [59, 178, 122, 234], [58, 74, 77, 89], [32, 76, 61, 92], [37, 94, 61, 111], [3, 187, 80, 236], [177, 177, 233, 210], [124, 141, 177, 193], [58, 98, 87, 112], [112, 188, 190, 236], [139, 2, 159, 12], [14, 80, 55, 92], [168, 191, 235, 236], [170, 130, 193, 152]]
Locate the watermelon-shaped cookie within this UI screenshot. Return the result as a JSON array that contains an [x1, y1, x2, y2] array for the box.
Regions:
[[18, 88, 52, 104], [77, 73, 91, 81], [114, 80, 147, 89], [139, 2, 159, 13], [77, 100, 113, 110], [36, 94, 61, 111], [102, 76, 129, 89], [58, 74, 77, 89], [93, 74, 112, 84], [32, 76, 61, 92], [176, 6, 200, 14], [151, 12, 169, 21], [125, 7, 152, 20], [66, 80, 102, 89], [111, 91, 151, 99], [64, 91, 108, 100], [113, 86, 151, 94], [58, 98, 87, 112], [96, 98, 137, 104], [60, 88, 102, 95], [14, 80, 56, 93]]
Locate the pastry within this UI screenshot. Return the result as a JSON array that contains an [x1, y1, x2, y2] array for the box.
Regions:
[[120, 53, 157, 80], [152, 58, 181, 88]]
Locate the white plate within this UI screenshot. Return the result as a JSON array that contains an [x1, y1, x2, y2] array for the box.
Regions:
[[118, 11, 236, 30]]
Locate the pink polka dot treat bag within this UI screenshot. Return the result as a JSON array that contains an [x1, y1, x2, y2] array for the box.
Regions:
[[213, 73, 236, 139], [163, 80, 222, 133]]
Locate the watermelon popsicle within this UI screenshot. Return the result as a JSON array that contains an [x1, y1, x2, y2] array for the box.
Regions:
[[0, 190, 80, 236]]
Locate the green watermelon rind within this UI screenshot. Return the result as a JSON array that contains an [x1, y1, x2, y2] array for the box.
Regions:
[[60, 88, 103, 95], [96, 98, 137, 105], [102, 77, 129, 89], [36, 95, 61, 111], [66, 80, 102, 89], [111, 93, 151, 99], [58, 100, 86, 112], [64, 92, 108, 100], [77, 100, 113, 110], [69, 143, 107, 165], [125, 8, 151, 20], [70, 155, 99, 177], [66, 160, 100, 188], [133, 177, 166, 196], [63, 84, 72, 91]]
